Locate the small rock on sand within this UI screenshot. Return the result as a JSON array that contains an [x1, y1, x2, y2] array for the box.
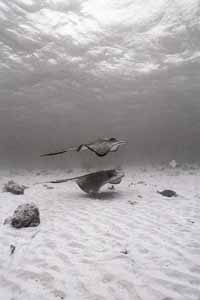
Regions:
[[3, 180, 28, 195], [128, 200, 137, 205], [157, 190, 177, 198], [4, 203, 40, 229], [121, 249, 128, 255], [10, 244, 16, 255]]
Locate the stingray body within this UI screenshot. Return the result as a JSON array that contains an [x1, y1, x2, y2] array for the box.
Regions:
[[37, 169, 125, 194], [40, 138, 127, 157]]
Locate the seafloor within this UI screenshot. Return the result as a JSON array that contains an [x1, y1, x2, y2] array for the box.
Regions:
[[0, 165, 199, 300]]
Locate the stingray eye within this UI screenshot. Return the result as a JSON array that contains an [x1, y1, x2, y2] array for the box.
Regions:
[[110, 137, 116, 141]]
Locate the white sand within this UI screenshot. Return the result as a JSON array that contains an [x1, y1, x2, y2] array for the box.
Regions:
[[0, 165, 200, 300]]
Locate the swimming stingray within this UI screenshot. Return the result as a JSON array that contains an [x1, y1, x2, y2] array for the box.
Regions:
[[36, 169, 125, 194], [40, 138, 127, 157]]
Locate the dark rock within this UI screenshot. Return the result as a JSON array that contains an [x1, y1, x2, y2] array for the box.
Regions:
[[157, 190, 177, 197], [121, 249, 128, 255], [188, 220, 195, 224], [5, 203, 40, 229], [3, 180, 28, 195], [10, 244, 16, 255], [128, 200, 137, 205]]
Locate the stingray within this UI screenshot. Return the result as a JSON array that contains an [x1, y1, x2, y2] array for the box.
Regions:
[[35, 169, 125, 194], [40, 138, 127, 157]]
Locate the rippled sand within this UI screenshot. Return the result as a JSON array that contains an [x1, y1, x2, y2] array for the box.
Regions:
[[0, 165, 200, 300]]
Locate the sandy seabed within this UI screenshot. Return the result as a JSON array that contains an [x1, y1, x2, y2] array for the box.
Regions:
[[0, 165, 200, 300]]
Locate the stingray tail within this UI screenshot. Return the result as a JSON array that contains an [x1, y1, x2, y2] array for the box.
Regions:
[[34, 175, 81, 185], [40, 150, 67, 157], [40, 147, 78, 157]]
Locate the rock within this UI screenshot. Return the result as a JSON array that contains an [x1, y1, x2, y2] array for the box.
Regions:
[[128, 200, 137, 205], [157, 190, 177, 197], [3, 180, 28, 195], [121, 249, 128, 255], [188, 219, 195, 224], [5, 203, 40, 229], [10, 244, 16, 255]]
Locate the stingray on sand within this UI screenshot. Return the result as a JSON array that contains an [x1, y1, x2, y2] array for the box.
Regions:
[[35, 169, 125, 194], [40, 138, 127, 157]]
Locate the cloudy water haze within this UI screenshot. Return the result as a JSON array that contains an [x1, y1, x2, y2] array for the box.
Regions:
[[0, 0, 200, 169]]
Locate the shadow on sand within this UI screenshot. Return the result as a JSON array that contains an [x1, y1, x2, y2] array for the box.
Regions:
[[78, 190, 122, 200]]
